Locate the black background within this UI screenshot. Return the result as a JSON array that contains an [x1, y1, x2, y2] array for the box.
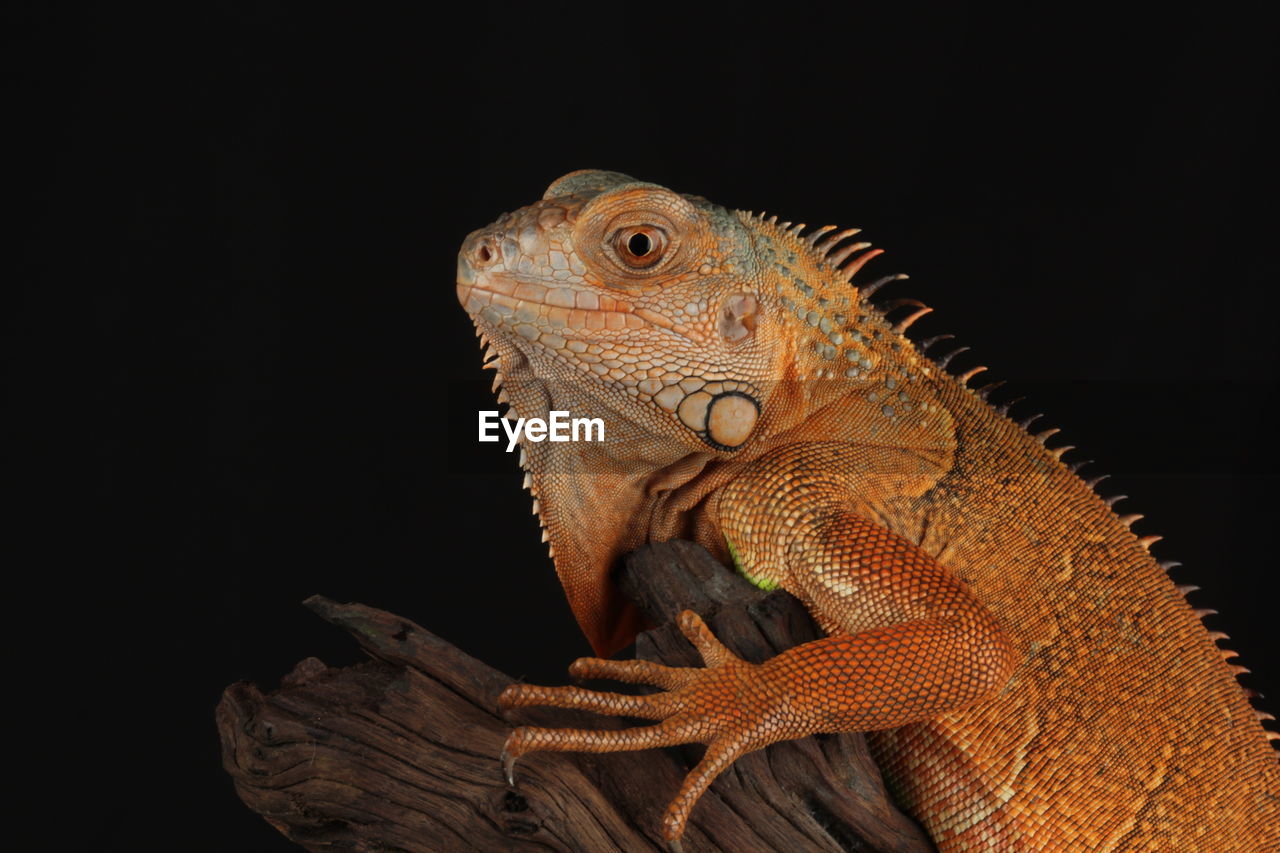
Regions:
[[11, 5, 1278, 851]]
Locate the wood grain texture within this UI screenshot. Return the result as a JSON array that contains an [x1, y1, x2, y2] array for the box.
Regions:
[[217, 541, 934, 852]]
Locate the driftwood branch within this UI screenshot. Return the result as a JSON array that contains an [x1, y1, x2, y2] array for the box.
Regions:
[[217, 541, 934, 852]]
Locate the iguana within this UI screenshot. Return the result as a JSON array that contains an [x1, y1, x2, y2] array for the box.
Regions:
[[455, 170, 1280, 851]]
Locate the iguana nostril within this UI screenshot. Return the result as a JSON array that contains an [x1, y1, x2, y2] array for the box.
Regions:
[[466, 233, 500, 269]]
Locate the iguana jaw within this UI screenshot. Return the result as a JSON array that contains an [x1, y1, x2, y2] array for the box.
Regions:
[[459, 270, 767, 454]]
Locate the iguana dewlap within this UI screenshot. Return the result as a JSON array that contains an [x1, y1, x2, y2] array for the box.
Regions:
[[456, 170, 1280, 851]]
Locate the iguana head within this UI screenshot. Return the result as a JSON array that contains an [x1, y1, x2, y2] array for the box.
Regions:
[[458, 170, 781, 453], [457, 170, 939, 653]]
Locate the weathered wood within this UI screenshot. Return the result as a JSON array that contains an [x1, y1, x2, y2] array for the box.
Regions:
[[217, 541, 935, 852]]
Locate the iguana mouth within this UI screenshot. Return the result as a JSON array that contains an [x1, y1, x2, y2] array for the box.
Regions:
[[459, 277, 647, 336], [458, 274, 711, 360]]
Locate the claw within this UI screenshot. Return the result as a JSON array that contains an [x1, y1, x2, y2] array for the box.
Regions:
[[501, 745, 518, 787]]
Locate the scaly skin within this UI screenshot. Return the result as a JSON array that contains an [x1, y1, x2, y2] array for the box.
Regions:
[[455, 170, 1280, 850]]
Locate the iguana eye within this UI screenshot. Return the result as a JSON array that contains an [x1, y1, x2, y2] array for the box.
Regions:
[[612, 226, 668, 268]]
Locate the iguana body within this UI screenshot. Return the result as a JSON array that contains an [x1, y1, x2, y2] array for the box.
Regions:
[[455, 170, 1280, 850]]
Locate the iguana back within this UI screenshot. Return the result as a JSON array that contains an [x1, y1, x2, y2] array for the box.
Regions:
[[869, 374, 1279, 848]]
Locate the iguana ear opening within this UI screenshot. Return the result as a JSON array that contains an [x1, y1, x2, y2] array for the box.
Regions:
[[720, 292, 759, 344], [543, 169, 642, 199]]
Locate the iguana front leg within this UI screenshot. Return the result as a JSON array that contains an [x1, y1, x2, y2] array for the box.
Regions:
[[500, 450, 1016, 846]]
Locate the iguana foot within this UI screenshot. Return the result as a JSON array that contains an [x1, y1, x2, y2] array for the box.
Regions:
[[499, 610, 799, 845]]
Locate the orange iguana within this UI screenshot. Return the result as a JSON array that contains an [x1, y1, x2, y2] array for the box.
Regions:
[[455, 170, 1280, 851]]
